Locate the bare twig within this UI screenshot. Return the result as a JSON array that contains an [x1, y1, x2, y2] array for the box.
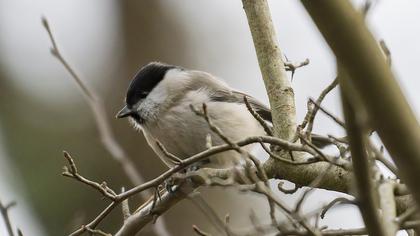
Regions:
[[192, 225, 212, 236], [260, 143, 321, 165], [396, 206, 419, 225], [308, 98, 345, 127], [42, 16, 145, 190], [302, 0, 420, 209], [342, 92, 387, 236], [110, 135, 326, 201], [368, 140, 399, 176], [320, 197, 355, 219], [116, 185, 193, 236], [62, 151, 117, 200], [188, 193, 231, 236], [277, 181, 300, 194], [0, 200, 17, 236], [379, 39, 392, 66], [42, 17, 172, 236], [300, 78, 338, 134], [69, 202, 118, 236], [284, 58, 310, 80], [85, 226, 111, 236], [278, 220, 420, 236], [244, 96, 273, 136], [156, 140, 182, 165]]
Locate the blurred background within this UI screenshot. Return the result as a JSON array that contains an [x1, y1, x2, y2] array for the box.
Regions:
[[0, 0, 419, 235]]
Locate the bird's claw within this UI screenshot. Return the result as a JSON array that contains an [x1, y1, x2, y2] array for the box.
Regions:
[[164, 178, 179, 193]]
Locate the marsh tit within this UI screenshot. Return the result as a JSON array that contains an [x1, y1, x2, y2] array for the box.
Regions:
[[116, 62, 326, 168]]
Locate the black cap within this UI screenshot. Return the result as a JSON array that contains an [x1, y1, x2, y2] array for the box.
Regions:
[[125, 62, 176, 108]]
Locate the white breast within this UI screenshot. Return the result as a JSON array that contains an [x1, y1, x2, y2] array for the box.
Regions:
[[142, 89, 266, 168]]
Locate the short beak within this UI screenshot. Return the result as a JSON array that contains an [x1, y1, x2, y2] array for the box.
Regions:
[[116, 105, 133, 118]]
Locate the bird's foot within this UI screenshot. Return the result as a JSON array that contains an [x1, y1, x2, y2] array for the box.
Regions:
[[164, 178, 179, 193]]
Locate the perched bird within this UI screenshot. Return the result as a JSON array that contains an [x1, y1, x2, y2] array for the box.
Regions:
[[116, 62, 325, 168]]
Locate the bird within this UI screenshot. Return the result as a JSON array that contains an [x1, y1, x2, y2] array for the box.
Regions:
[[116, 62, 326, 169]]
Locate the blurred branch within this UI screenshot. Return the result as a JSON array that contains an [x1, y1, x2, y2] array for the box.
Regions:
[[41, 16, 145, 190], [342, 90, 387, 236], [301, 0, 420, 207], [41, 17, 172, 236], [0, 199, 17, 236], [279, 220, 420, 236]]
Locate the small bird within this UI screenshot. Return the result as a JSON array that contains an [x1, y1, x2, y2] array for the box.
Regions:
[[116, 62, 325, 168]]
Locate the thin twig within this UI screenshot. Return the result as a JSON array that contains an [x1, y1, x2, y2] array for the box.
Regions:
[[42, 17, 172, 236], [260, 143, 322, 165], [368, 140, 399, 176], [42, 17, 147, 190], [284, 58, 310, 80], [62, 151, 117, 200], [277, 181, 300, 194], [193, 225, 212, 236], [320, 197, 354, 219], [0, 200, 17, 236], [244, 96, 273, 136], [69, 202, 118, 236], [188, 193, 232, 236], [396, 206, 419, 225], [301, 78, 338, 133], [309, 98, 345, 128], [156, 140, 183, 165]]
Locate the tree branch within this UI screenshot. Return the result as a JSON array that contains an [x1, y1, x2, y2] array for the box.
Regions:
[[342, 90, 387, 235], [0, 199, 17, 236], [301, 0, 420, 207], [242, 0, 295, 141], [379, 181, 398, 236], [42, 17, 171, 236]]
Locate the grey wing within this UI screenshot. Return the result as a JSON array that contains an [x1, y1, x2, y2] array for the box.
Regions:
[[210, 89, 332, 148], [209, 90, 272, 122]]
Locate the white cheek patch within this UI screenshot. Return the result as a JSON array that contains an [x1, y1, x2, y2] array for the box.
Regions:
[[134, 69, 191, 122]]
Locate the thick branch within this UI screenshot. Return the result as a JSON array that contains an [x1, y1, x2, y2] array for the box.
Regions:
[[301, 0, 420, 206], [242, 0, 296, 140], [379, 181, 398, 236]]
